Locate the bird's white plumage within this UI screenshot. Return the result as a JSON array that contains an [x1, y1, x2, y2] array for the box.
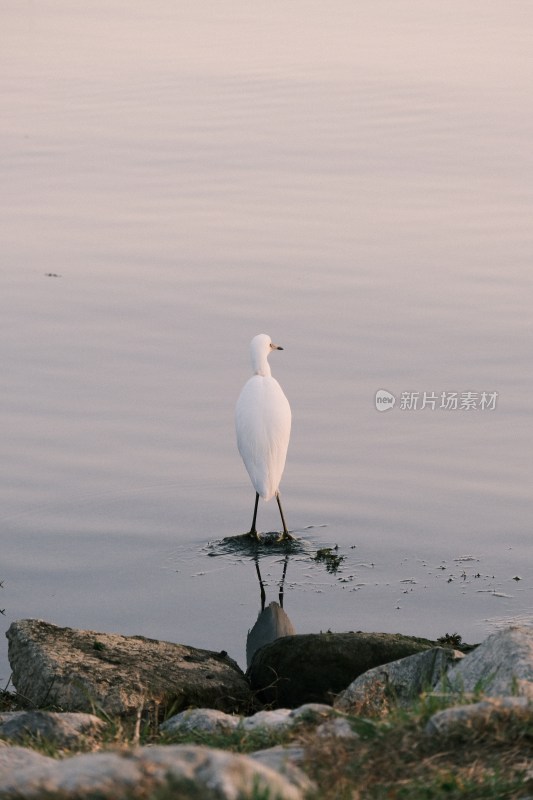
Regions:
[[235, 334, 291, 502]]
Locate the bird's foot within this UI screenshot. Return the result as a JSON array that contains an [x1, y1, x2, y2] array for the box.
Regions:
[[247, 530, 260, 541], [277, 531, 295, 543]]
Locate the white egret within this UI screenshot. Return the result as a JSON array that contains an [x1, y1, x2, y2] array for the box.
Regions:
[[235, 334, 292, 540]]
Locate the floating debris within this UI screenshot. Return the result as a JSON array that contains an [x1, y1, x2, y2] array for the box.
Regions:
[[313, 547, 346, 574]]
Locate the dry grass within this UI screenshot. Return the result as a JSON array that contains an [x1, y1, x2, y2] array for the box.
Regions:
[[302, 698, 533, 799], [2, 688, 532, 799]]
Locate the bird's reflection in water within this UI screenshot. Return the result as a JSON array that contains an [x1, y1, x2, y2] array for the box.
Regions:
[[205, 532, 317, 667], [246, 553, 295, 668]]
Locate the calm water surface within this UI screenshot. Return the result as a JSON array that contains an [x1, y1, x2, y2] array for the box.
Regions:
[[1, 1, 532, 675]]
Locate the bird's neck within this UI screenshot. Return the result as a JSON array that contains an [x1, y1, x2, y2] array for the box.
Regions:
[[252, 355, 271, 377]]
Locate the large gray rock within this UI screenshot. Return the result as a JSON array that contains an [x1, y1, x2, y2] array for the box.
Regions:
[[446, 626, 533, 698], [247, 631, 438, 707], [6, 619, 251, 717], [334, 647, 463, 715], [0, 744, 310, 799], [0, 711, 105, 746]]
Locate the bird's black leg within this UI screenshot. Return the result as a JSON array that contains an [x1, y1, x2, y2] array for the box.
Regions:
[[255, 555, 266, 611], [279, 553, 289, 607], [248, 492, 260, 539], [276, 492, 294, 540]]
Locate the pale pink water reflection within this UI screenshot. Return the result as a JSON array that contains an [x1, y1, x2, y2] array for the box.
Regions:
[[1, 1, 531, 674]]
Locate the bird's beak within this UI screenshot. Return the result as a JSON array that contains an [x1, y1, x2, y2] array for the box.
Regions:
[[274, 345, 283, 350]]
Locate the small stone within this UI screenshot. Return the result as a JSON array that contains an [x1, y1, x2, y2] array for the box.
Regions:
[[242, 708, 293, 731], [315, 717, 359, 739], [160, 708, 239, 735], [426, 697, 533, 736], [0, 711, 105, 746], [251, 745, 313, 793], [289, 703, 339, 722], [251, 744, 307, 770], [0, 745, 54, 777], [161, 702, 340, 739]]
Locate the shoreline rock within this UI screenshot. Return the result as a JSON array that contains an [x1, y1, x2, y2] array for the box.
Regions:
[[334, 646, 464, 715], [2, 621, 532, 799], [7, 619, 252, 717], [0, 711, 105, 746], [247, 630, 445, 707], [445, 626, 533, 699], [0, 744, 311, 800]]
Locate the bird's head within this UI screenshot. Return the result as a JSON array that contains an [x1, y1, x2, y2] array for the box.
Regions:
[[250, 333, 284, 376]]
